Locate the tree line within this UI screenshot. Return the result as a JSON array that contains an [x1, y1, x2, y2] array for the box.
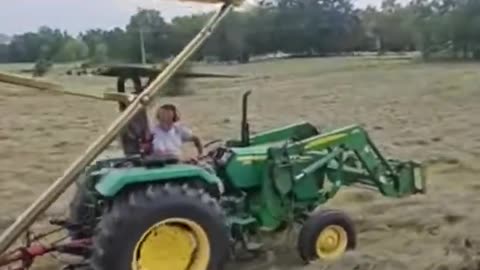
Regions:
[[1, 0, 479, 65]]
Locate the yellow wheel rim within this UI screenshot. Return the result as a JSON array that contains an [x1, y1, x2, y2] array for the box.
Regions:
[[315, 225, 348, 261], [132, 218, 210, 270]]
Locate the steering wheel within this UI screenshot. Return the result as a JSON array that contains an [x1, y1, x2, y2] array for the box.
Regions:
[[199, 139, 226, 162], [203, 139, 223, 149]]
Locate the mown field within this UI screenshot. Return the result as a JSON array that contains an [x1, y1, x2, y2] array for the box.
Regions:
[[1, 56, 480, 270]]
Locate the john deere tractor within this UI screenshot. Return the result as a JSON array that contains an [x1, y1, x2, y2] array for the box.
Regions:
[[66, 89, 426, 270]]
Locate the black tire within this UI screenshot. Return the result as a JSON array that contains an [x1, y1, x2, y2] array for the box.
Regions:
[[90, 183, 231, 270], [297, 209, 356, 263], [68, 170, 98, 239]]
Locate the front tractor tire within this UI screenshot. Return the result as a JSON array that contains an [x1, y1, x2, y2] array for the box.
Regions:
[[297, 209, 357, 263], [91, 184, 231, 270]]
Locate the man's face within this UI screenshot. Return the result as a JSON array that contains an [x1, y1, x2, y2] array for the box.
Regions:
[[158, 108, 175, 125]]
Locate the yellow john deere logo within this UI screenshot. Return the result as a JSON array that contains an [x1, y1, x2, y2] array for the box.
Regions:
[[237, 155, 267, 164], [305, 134, 347, 150]]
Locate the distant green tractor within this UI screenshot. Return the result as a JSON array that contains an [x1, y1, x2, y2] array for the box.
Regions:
[[68, 90, 426, 270]]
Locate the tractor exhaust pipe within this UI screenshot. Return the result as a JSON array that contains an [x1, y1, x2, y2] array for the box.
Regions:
[[241, 90, 252, 146]]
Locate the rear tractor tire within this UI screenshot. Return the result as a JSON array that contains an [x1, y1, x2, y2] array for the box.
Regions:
[[297, 209, 356, 263], [90, 184, 231, 270]]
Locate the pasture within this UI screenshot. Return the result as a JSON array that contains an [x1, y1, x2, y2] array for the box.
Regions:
[[1, 56, 480, 269]]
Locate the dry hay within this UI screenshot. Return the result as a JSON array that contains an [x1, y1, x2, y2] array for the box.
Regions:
[[0, 57, 479, 270]]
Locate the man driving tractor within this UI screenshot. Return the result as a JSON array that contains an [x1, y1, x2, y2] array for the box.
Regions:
[[150, 103, 203, 161]]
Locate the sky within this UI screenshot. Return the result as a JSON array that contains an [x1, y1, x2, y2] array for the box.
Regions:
[[0, 0, 408, 36]]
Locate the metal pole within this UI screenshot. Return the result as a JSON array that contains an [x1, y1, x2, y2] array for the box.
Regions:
[[138, 7, 147, 65], [0, 3, 233, 255]]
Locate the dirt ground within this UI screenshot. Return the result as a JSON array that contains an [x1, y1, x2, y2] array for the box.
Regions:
[[1, 56, 480, 270]]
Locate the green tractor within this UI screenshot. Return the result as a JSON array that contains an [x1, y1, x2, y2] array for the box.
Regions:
[[67, 90, 427, 270], [0, 2, 427, 268]]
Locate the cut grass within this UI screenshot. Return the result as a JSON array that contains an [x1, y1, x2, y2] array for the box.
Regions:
[[0, 56, 479, 270]]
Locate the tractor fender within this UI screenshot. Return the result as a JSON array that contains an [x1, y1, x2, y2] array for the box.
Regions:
[[94, 164, 224, 197]]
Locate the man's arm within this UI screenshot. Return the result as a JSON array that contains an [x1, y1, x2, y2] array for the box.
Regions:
[[191, 135, 203, 156], [178, 124, 203, 156]]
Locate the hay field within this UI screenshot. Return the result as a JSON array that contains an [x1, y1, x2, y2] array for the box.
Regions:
[[1, 56, 480, 269]]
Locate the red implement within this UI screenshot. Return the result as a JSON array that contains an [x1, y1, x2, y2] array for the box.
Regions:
[[0, 239, 91, 270]]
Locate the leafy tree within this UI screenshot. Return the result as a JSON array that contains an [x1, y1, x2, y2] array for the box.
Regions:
[[54, 38, 89, 62], [92, 43, 108, 64], [104, 28, 130, 60], [3, 0, 480, 64], [170, 14, 209, 59], [0, 44, 8, 62], [80, 29, 106, 58], [126, 9, 173, 62], [244, 6, 277, 56], [204, 11, 249, 62]]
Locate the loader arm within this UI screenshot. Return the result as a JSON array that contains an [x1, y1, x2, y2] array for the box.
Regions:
[[288, 125, 426, 199], [244, 125, 426, 231]]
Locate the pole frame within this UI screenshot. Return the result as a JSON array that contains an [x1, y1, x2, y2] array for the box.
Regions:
[[0, 2, 233, 255]]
